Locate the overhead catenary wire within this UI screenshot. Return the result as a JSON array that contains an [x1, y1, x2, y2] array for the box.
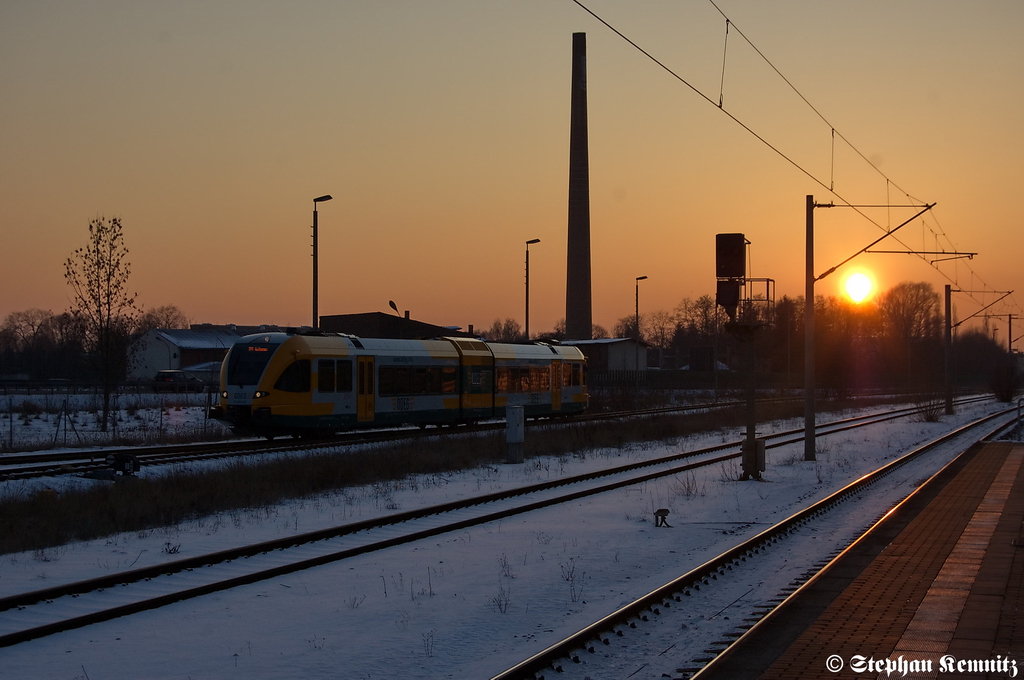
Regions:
[[569, 0, 1020, 320]]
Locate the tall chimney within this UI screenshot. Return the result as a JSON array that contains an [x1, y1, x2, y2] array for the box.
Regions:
[[565, 32, 593, 340]]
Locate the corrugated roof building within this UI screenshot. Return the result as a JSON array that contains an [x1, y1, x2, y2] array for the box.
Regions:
[[129, 324, 281, 379]]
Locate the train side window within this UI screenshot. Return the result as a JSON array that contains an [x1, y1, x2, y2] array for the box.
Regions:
[[442, 366, 457, 393], [275, 359, 311, 393], [426, 366, 443, 394], [571, 363, 581, 387], [395, 367, 411, 395], [336, 360, 353, 392], [378, 366, 395, 396], [496, 367, 509, 393], [534, 367, 547, 392], [318, 359, 335, 393], [412, 367, 429, 394]]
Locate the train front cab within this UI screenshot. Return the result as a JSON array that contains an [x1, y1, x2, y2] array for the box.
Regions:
[[220, 333, 362, 436], [219, 333, 286, 431]]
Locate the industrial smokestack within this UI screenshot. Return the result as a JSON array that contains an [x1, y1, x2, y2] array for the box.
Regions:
[[565, 32, 592, 340]]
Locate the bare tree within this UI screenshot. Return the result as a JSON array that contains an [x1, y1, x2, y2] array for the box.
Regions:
[[481, 318, 523, 343], [874, 282, 942, 388], [136, 304, 189, 335], [1, 309, 54, 352], [65, 216, 140, 431], [612, 315, 636, 340], [548, 318, 608, 341], [644, 310, 676, 349], [877, 282, 940, 339], [675, 295, 723, 339]]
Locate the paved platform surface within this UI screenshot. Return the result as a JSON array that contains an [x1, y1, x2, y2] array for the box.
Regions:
[[694, 440, 1024, 680]]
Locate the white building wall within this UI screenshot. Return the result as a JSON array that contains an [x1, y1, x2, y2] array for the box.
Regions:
[[608, 341, 647, 371], [129, 331, 183, 379]]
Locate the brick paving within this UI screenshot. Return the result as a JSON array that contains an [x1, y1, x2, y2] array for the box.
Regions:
[[759, 442, 1023, 680]]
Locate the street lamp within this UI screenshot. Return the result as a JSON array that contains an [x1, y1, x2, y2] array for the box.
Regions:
[[312, 194, 333, 330], [525, 239, 541, 341], [635, 276, 648, 370]]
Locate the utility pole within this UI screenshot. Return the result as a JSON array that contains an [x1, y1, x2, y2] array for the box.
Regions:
[[979, 314, 1020, 353], [804, 196, 938, 461], [804, 196, 818, 461], [945, 285, 954, 415]]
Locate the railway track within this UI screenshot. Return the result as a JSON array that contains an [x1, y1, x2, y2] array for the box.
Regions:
[[488, 408, 1017, 680], [0, 398, 1003, 651], [0, 400, 726, 479], [0, 394, 980, 481]]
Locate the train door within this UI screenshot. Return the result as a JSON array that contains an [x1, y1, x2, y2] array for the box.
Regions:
[[357, 356, 375, 422], [551, 360, 562, 411]]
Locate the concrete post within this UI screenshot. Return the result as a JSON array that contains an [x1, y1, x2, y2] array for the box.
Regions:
[[506, 406, 525, 464]]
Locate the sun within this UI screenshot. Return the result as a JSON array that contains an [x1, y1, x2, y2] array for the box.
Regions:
[[844, 272, 873, 303]]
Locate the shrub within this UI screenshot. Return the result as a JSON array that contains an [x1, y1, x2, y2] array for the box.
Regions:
[[18, 400, 43, 416]]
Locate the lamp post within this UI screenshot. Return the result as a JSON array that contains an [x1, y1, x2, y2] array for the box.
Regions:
[[635, 276, 647, 370], [525, 239, 540, 341], [311, 194, 333, 330]]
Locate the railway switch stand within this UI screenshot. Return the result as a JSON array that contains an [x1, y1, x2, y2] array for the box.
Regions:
[[654, 508, 672, 527]]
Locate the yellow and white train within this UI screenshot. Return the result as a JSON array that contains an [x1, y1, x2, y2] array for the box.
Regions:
[[216, 331, 587, 437]]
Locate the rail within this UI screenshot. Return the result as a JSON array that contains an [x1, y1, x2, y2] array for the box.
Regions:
[[488, 408, 1014, 679], [0, 401, 1007, 648]]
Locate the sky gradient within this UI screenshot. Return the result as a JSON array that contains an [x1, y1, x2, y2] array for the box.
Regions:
[[2, 1, 1022, 344]]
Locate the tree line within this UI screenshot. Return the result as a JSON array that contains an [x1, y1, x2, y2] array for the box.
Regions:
[[0, 304, 187, 382], [481, 281, 1015, 395]]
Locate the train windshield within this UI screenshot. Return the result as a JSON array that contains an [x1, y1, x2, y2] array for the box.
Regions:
[[226, 341, 281, 386]]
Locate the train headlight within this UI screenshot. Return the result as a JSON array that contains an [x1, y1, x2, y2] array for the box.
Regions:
[[254, 391, 270, 399]]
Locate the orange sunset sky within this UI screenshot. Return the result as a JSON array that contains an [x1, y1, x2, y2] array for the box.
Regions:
[[2, 1, 1022, 344]]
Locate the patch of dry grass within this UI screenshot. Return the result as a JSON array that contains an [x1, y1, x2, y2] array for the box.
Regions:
[[0, 398, 815, 555]]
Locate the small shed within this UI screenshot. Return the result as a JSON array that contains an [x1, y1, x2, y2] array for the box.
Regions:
[[561, 338, 648, 372]]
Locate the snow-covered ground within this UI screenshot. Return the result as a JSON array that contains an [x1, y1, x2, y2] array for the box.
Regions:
[[1, 391, 229, 452], [0, 398, 1014, 680]]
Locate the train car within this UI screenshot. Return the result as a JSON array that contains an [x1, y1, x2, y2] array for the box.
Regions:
[[216, 330, 587, 437]]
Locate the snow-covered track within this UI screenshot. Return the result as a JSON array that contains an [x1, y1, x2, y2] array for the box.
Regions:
[[0, 396, 793, 480], [0, 399, 1000, 649], [487, 408, 1015, 680], [0, 394, 987, 481]]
